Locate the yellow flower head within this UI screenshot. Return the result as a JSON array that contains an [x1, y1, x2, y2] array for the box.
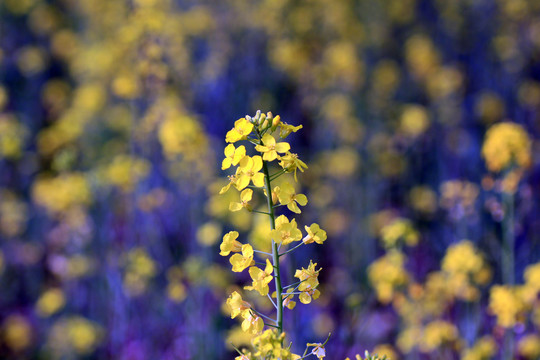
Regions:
[[36, 288, 66, 317], [295, 260, 321, 290], [245, 259, 274, 296], [222, 144, 246, 170], [275, 182, 308, 214], [279, 152, 308, 182], [380, 218, 419, 248], [419, 320, 458, 353], [255, 133, 290, 161], [229, 189, 254, 212], [241, 311, 264, 334], [303, 223, 327, 244], [226, 291, 251, 319], [226, 118, 254, 143], [230, 244, 255, 272], [236, 156, 265, 190], [482, 122, 532, 172], [270, 215, 302, 246], [219, 231, 243, 256], [518, 334, 540, 360], [488, 285, 526, 328]]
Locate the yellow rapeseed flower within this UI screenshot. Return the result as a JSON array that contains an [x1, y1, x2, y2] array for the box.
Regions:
[[270, 215, 302, 245], [220, 231, 243, 256], [229, 189, 254, 212], [279, 152, 308, 182], [226, 118, 254, 143], [227, 291, 251, 319], [275, 182, 307, 214], [295, 260, 321, 291], [245, 259, 274, 296], [241, 311, 264, 334], [255, 133, 290, 161], [481, 122, 531, 172], [488, 285, 526, 327], [236, 156, 265, 190], [303, 223, 327, 245], [230, 244, 255, 272], [222, 144, 246, 170]]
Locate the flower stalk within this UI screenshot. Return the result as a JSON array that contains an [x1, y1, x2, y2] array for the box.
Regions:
[[219, 111, 327, 359]]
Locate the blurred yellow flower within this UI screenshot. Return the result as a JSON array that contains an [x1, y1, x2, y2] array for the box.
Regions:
[[104, 155, 150, 192], [36, 288, 66, 317], [518, 334, 540, 360], [32, 173, 91, 215], [2, 315, 32, 351], [461, 336, 497, 360], [419, 320, 458, 352], [196, 221, 222, 246], [48, 317, 102, 355], [400, 105, 430, 137], [481, 122, 531, 173], [0, 114, 28, 159], [380, 218, 419, 248], [488, 285, 526, 328]]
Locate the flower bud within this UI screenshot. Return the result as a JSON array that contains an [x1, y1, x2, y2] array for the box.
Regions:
[[258, 113, 266, 125], [271, 190, 279, 205], [271, 115, 281, 131]]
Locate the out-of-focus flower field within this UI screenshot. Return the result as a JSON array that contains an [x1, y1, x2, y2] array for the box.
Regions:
[[1, 0, 540, 359]]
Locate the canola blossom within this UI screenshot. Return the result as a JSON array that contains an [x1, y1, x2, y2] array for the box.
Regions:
[[219, 111, 329, 359]]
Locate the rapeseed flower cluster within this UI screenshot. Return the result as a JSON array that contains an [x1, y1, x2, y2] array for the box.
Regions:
[[481, 122, 531, 173], [219, 111, 329, 359], [482, 122, 532, 193]]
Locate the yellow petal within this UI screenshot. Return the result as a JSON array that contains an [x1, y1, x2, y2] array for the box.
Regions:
[[221, 157, 233, 170], [236, 176, 250, 190], [251, 156, 263, 172], [229, 202, 243, 212], [252, 173, 265, 187], [240, 189, 253, 202], [296, 194, 308, 206], [288, 202, 301, 214], [224, 144, 235, 157], [275, 142, 291, 153], [261, 133, 276, 146]]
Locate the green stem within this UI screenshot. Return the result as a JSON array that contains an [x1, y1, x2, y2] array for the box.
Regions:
[[279, 242, 304, 257], [502, 190, 515, 360], [262, 153, 284, 336]]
